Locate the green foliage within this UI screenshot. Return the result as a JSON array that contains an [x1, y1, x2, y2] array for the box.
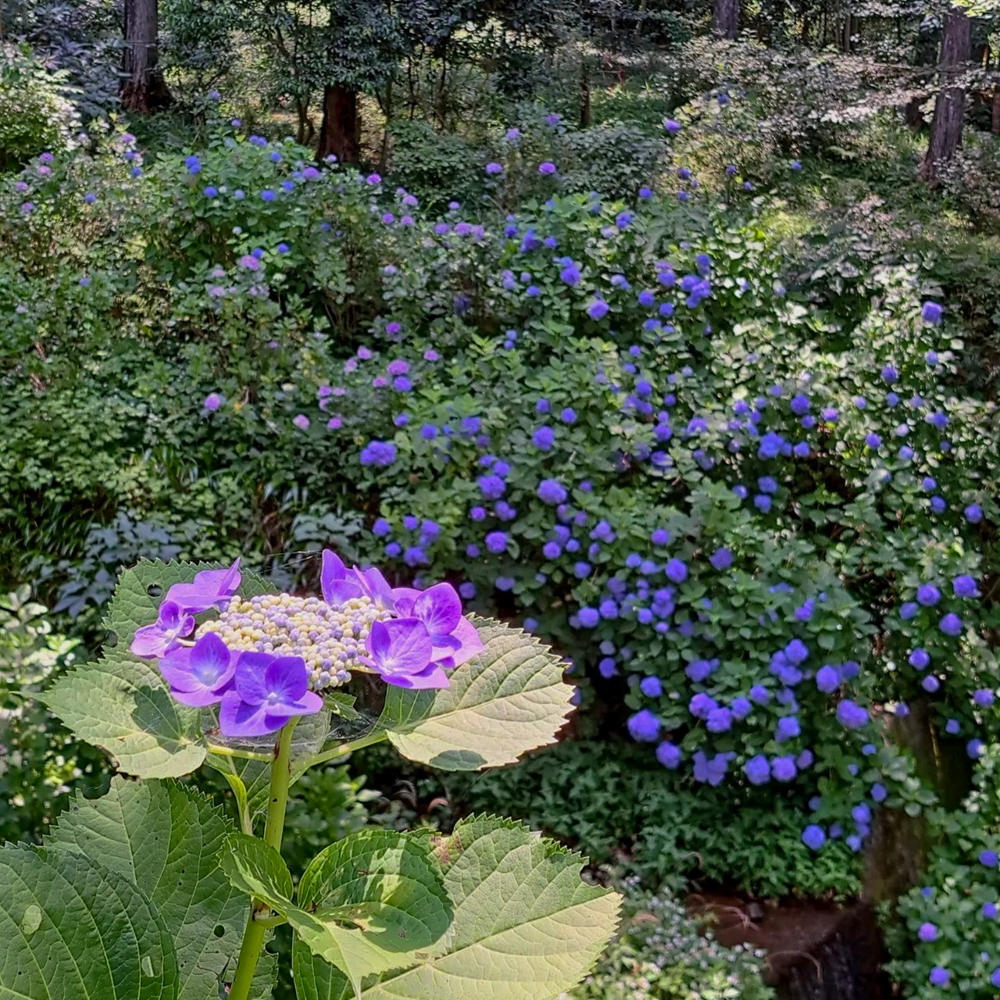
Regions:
[[49, 777, 251, 1000], [674, 38, 910, 184], [44, 559, 276, 778], [556, 121, 671, 199], [43, 635, 209, 778], [161, 0, 240, 88], [292, 815, 621, 1000], [3, 24, 1000, 991], [6, 133, 999, 872], [288, 828, 453, 996], [884, 744, 1000, 998], [205, 706, 337, 830], [0, 42, 79, 171], [468, 739, 863, 899], [0, 586, 106, 844], [386, 120, 486, 211], [941, 132, 1000, 234], [29, 557, 617, 998], [568, 877, 774, 1000], [0, 844, 179, 998]]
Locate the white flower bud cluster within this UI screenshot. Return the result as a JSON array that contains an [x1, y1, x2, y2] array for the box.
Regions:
[[200, 592, 389, 690]]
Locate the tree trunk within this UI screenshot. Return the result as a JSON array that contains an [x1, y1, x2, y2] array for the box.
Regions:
[[436, 39, 449, 130], [992, 86, 1000, 135], [579, 58, 592, 128], [295, 99, 315, 146], [120, 0, 171, 112], [317, 85, 360, 164], [712, 0, 739, 40], [919, 5, 971, 185]]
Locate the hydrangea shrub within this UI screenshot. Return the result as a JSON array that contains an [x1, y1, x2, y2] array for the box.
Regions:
[[314, 169, 999, 863], [0, 555, 620, 999], [885, 748, 1000, 997]]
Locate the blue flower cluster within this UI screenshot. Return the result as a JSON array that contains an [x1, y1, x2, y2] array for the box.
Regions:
[[322, 168, 997, 862]]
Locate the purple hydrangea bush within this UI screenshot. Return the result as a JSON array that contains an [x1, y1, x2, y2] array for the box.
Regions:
[[886, 747, 1000, 997], [4, 126, 1000, 997]]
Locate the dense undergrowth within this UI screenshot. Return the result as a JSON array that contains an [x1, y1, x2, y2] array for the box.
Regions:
[[4, 22, 1000, 998]]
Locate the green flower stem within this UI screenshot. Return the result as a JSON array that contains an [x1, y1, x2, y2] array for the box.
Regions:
[[228, 719, 299, 1000], [207, 743, 272, 762], [306, 729, 388, 768]]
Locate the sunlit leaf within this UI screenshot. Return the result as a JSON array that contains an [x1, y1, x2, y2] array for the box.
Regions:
[[47, 776, 247, 1000], [379, 619, 573, 771], [292, 815, 620, 1000]]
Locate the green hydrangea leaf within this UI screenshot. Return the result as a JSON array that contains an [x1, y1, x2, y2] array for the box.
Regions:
[[105, 558, 275, 645], [291, 815, 620, 1000], [249, 946, 279, 1000], [43, 649, 207, 778], [288, 829, 452, 998], [220, 833, 294, 909], [0, 845, 178, 999], [378, 619, 573, 771], [46, 776, 247, 1000]]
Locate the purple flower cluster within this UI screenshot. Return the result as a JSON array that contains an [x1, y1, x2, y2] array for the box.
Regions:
[[131, 552, 484, 735]]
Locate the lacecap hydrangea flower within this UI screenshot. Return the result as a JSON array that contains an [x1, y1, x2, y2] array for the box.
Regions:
[[132, 551, 484, 736]]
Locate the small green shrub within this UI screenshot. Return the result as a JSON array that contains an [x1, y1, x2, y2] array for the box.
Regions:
[[0, 42, 79, 171], [941, 132, 1000, 235], [885, 745, 1000, 998], [468, 740, 862, 898], [566, 876, 774, 1000], [387, 119, 488, 211], [0, 586, 107, 843]]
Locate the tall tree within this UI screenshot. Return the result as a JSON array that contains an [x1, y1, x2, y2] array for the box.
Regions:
[[919, 3, 971, 184], [120, 0, 171, 111], [315, 1, 405, 163], [713, 0, 739, 38]]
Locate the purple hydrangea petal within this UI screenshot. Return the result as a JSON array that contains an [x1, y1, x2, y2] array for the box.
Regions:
[[219, 653, 322, 736], [389, 586, 421, 617], [385, 662, 451, 690], [353, 565, 396, 611], [413, 583, 463, 640], [165, 558, 242, 613], [233, 651, 273, 704], [367, 619, 434, 681], [158, 632, 235, 706], [264, 655, 310, 703], [429, 615, 485, 669], [321, 549, 363, 604], [130, 600, 195, 658]]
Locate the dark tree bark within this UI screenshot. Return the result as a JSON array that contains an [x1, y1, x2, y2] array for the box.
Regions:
[[120, 0, 171, 112], [295, 99, 315, 146], [919, 5, 971, 185], [317, 85, 360, 164], [992, 86, 1000, 136], [579, 58, 592, 128], [712, 0, 739, 40]]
